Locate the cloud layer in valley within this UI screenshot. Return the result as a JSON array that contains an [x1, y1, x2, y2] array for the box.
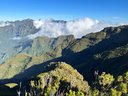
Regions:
[[0, 21, 10, 27], [27, 18, 128, 39]]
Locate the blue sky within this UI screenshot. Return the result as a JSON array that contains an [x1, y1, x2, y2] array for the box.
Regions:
[[0, 0, 128, 22]]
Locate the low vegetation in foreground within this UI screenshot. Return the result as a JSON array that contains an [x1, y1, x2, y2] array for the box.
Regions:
[[0, 62, 127, 96]]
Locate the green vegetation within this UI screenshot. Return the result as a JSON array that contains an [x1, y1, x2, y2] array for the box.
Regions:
[[0, 25, 128, 96], [91, 71, 128, 96], [28, 62, 89, 96], [98, 72, 114, 87], [0, 62, 127, 96]]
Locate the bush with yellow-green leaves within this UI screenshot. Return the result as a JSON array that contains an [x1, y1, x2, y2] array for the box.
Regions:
[[92, 71, 128, 96]]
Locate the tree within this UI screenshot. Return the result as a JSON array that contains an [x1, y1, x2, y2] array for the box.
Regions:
[[117, 82, 127, 94], [117, 76, 123, 82], [98, 72, 114, 87], [91, 89, 99, 96], [123, 71, 128, 83], [111, 88, 117, 96], [66, 90, 76, 96], [76, 90, 84, 96]]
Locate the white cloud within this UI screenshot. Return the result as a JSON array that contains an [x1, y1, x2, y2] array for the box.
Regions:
[[66, 18, 99, 37], [0, 21, 10, 27], [29, 19, 68, 39], [27, 17, 128, 39], [33, 19, 44, 29], [11, 37, 21, 40]]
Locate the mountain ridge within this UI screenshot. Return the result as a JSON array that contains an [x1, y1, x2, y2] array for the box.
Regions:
[[0, 24, 128, 81], [0, 22, 128, 95]]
